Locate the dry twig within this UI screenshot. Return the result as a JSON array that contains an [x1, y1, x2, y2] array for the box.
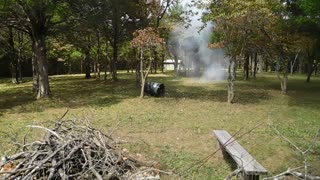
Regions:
[[0, 116, 168, 180]]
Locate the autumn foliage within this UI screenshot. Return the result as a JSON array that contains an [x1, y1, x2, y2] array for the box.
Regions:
[[131, 27, 164, 48]]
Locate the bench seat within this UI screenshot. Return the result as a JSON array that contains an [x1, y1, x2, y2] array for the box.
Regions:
[[213, 130, 268, 178]]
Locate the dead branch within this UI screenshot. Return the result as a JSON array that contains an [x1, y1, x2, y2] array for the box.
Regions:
[[269, 125, 320, 180], [263, 166, 320, 180]]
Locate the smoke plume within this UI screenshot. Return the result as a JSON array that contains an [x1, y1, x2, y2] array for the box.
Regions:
[[169, 0, 229, 81]]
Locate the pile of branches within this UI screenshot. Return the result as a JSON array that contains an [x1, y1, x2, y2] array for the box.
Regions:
[[0, 117, 164, 180]]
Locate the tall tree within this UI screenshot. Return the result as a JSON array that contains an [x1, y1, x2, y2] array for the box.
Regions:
[[204, 0, 299, 96], [287, 0, 320, 82], [0, 0, 69, 99], [104, 0, 149, 81]]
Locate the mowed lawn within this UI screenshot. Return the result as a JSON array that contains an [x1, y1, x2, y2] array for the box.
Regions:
[[0, 72, 319, 179]]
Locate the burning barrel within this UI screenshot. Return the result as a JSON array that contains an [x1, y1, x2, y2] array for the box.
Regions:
[[144, 82, 165, 97]]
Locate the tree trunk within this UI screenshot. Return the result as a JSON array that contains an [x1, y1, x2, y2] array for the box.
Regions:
[[140, 48, 145, 98], [265, 60, 269, 72], [9, 27, 19, 84], [17, 49, 22, 83], [68, 60, 72, 74], [93, 63, 97, 77], [17, 32, 24, 83], [244, 54, 249, 80], [104, 36, 109, 81], [306, 60, 315, 83], [84, 47, 91, 79], [228, 56, 236, 103], [96, 30, 101, 79], [161, 53, 165, 73], [250, 55, 253, 76], [126, 58, 130, 73], [10, 63, 18, 84], [111, 26, 119, 82], [140, 48, 152, 99], [8, 27, 19, 84], [34, 35, 51, 99], [112, 45, 118, 81], [131, 49, 136, 74], [80, 59, 83, 74], [253, 53, 258, 79], [136, 62, 140, 86], [277, 71, 288, 93], [153, 50, 158, 74], [290, 53, 299, 75], [31, 40, 39, 92]]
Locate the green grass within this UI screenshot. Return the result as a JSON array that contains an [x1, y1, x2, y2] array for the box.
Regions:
[[0, 72, 319, 179]]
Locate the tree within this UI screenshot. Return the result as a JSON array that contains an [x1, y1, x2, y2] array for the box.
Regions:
[[286, 0, 320, 82], [0, 0, 69, 99], [131, 27, 164, 98], [204, 0, 299, 96], [65, 0, 103, 79], [0, 27, 28, 83], [104, 0, 149, 82]]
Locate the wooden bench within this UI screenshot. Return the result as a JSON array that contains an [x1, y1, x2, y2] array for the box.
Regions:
[[213, 130, 268, 180]]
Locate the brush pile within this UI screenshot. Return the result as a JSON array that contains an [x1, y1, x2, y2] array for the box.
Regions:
[[0, 118, 163, 180]]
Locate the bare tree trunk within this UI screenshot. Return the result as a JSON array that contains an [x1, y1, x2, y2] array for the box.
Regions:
[[290, 53, 299, 75], [32, 40, 39, 92], [96, 30, 101, 79], [17, 32, 24, 83], [161, 53, 164, 73], [276, 56, 288, 93], [131, 49, 136, 74], [34, 35, 51, 99], [140, 47, 152, 99], [253, 53, 258, 79], [306, 59, 316, 83], [277, 71, 288, 93], [136, 62, 140, 86], [244, 54, 249, 80], [140, 48, 145, 98], [127, 59, 130, 73], [250, 55, 253, 76], [93, 63, 97, 77], [104, 36, 109, 81], [111, 26, 118, 82], [84, 47, 91, 79], [298, 60, 303, 74], [8, 27, 19, 84], [79, 59, 82, 74], [265, 60, 269, 72], [153, 49, 158, 74], [17, 54, 22, 83], [228, 56, 236, 103], [68, 60, 72, 74]]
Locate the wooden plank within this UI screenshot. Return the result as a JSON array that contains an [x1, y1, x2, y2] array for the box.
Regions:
[[213, 130, 268, 175]]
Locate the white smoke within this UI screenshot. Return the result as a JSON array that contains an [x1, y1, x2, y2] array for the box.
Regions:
[[170, 0, 229, 81]]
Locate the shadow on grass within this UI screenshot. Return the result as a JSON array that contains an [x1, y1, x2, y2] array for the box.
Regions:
[[0, 75, 139, 113], [148, 76, 272, 105], [1, 73, 318, 113], [286, 77, 320, 110]]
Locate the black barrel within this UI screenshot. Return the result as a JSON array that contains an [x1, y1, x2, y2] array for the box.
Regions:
[[144, 82, 165, 97]]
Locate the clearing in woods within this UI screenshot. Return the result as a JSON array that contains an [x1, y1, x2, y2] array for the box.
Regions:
[[0, 72, 319, 179]]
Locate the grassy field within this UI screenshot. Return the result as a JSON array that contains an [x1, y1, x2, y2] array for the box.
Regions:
[[0, 72, 319, 179]]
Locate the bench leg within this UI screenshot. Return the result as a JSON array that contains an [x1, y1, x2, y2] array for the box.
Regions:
[[244, 174, 260, 180]]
